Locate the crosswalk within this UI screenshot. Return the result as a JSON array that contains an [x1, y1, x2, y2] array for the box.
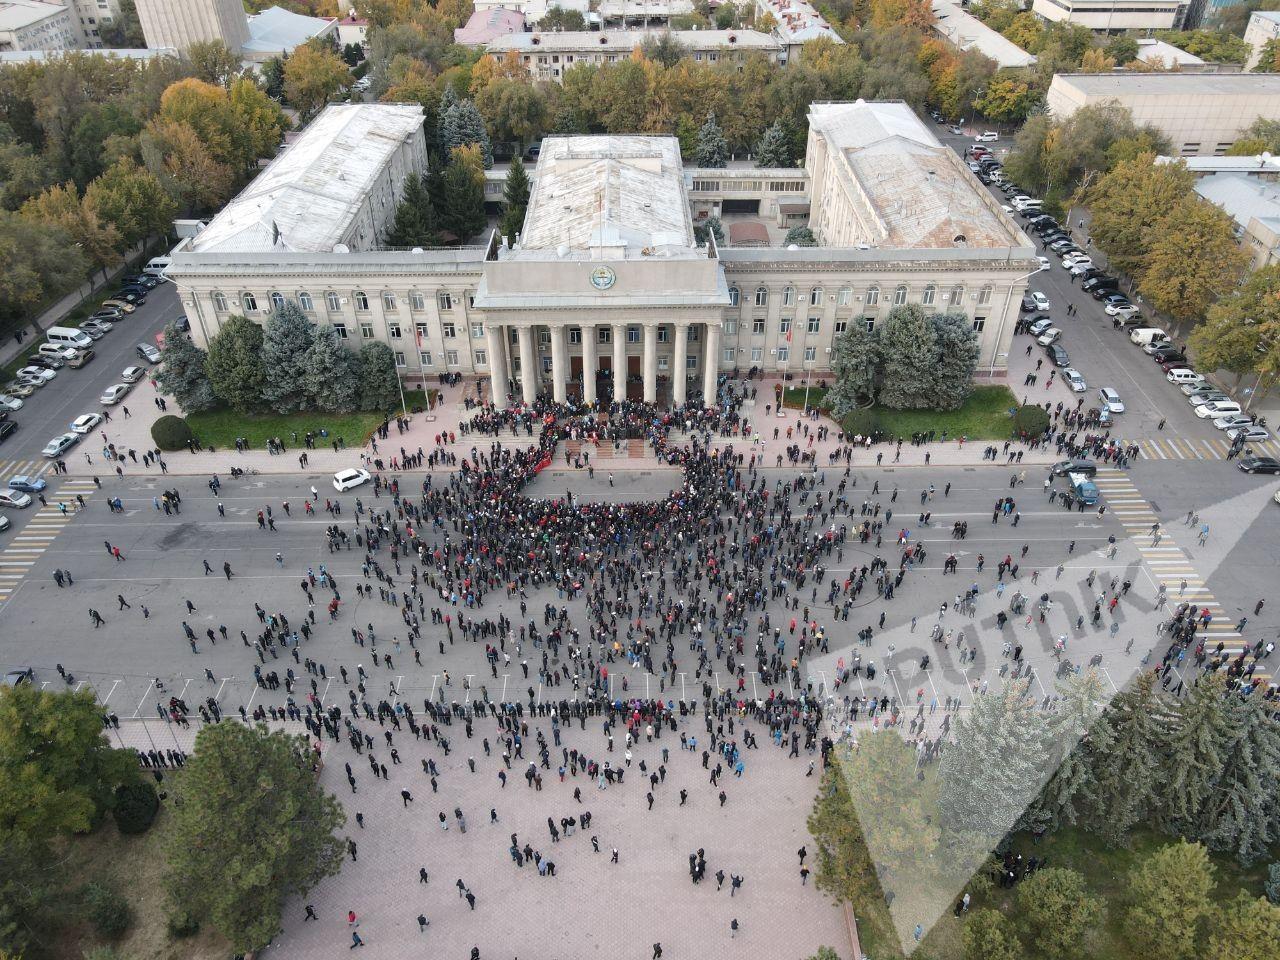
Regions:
[[1126, 436, 1280, 461], [0, 476, 97, 608], [1094, 469, 1267, 686], [0, 458, 54, 482]]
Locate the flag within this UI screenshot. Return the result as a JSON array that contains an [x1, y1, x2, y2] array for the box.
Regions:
[[785, 328, 792, 343]]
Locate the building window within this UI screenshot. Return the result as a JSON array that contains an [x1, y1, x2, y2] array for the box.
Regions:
[[394, 351, 406, 367], [777, 345, 790, 362], [471, 323, 484, 338], [837, 287, 852, 306], [809, 286, 823, 306], [443, 323, 456, 339], [688, 326, 700, 342], [750, 347, 763, 362], [893, 285, 907, 306], [657, 326, 669, 343], [803, 346, 817, 362], [865, 286, 879, 306], [438, 291, 453, 311], [752, 318, 765, 335], [725, 320, 737, 335], [360, 322, 374, 338], [657, 357, 669, 371], [475, 349, 488, 366], [242, 293, 257, 313], [568, 327, 582, 345], [326, 291, 341, 312], [864, 318, 876, 333], [949, 285, 964, 305], [779, 318, 792, 335], [389, 323, 402, 339], [834, 319, 848, 334], [446, 349, 460, 365], [978, 285, 993, 306], [269, 291, 285, 311], [538, 329, 551, 345], [728, 286, 740, 306], [686, 354, 697, 370], [722, 347, 735, 364], [410, 292, 426, 311], [598, 327, 611, 343], [333, 323, 348, 339], [353, 291, 369, 311], [420, 350, 433, 366], [383, 291, 398, 311], [213, 292, 228, 312], [922, 284, 936, 306], [298, 292, 314, 312], [542, 356, 553, 372], [782, 286, 795, 307], [972, 319, 986, 332], [754, 286, 768, 307], [627, 326, 641, 343], [806, 317, 820, 334], [416, 323, 428, 342]]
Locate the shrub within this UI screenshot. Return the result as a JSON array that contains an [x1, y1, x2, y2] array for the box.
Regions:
[[165, 906, 201, 939], [842, 408, 881, 439], [150, 415, 194, 451], [1012, 404, 1050, 438], [112, 779, 159, 835], [82, 882, 133, 939]]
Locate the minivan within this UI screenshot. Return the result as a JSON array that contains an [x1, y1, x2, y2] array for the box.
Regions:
[[46, 326, 93, 350], [143, 256, 171, 277], [1130, 328, 1168, 346], [1167, 369, 1203, 385]]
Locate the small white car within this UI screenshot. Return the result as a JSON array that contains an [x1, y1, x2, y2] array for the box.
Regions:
[[0, 394, 23, 411], [42, 432, 79, 458], [1098, 388, 1124, 414], [0, 490, 32, 509], [1062, 252, 1090, 267], [70, 413, 104, 434], [1036, 256, 1050, 271], [1069, 261, 1096, 276], [99, 383, 131, 405], [974, 131, 999, 142], [0, 515, 8, 532], [1036, 328, 1062, 346], [1196, 401, 1243, 419], [120, 366, 146, 383], [16, 366, 55, 383], [333, 468, 372, 492], [1030, 292, 1050, 311], [1063, 368, 1087, 392]]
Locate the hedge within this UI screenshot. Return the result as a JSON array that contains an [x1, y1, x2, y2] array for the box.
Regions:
[[113, 779, 159, 835], [1012, 404, 1050, 438], [150, 415, 193, 451]]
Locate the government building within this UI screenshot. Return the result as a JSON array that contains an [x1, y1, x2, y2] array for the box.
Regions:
[[167, 100, 1036, 408]]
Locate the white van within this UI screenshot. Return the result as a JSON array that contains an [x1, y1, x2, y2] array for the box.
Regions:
[[1129, 327, 1168, 346], [143, 256, 171, 277], [975, 131, 999, 142], [46, 326, 93, 350], [1167, 369, 1203, 385], [38, 343, 78, 360]]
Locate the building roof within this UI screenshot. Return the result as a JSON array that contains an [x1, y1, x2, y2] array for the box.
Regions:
[[0, 46, 177, 62], [726, 220, 770, 245], [809, 100, 1022, 249], [1156, 154, 1280, 175], [1195, 173, 1280, 235], [756, 0, 843, 44], [190, 103, 424, 255], [931, 0, 1036, 69], [454, 7, 525, 45], [518, 135, 695, 252], [486, 28, 780, 53], [597, 0, 694, 16], [1250, 10, 1280, 24], [1052, 72, 1280, 97], [1133, 37, 1204, 66], [242, 5, 336, 56], [0, 0, 65, 31]]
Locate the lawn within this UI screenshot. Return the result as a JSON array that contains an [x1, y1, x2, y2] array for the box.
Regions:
[[186, 408, 387, 450], [779, 385, 1020, 441]]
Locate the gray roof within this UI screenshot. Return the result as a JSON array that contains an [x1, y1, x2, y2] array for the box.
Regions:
[[243, 5, 336, 55], [486, 28, 779, 53], [1054, 72, 1280, 97], [1195, 173, 1280, 234], [931, 0, 1036, 69], [0, 0, 65, 30]]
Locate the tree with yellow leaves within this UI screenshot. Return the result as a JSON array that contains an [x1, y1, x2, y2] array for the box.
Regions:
[[19, 182, 121, 278], [1138, 194, 1248, 327], [283, 41, 351, 120], [1085, 152, 1193, 277]]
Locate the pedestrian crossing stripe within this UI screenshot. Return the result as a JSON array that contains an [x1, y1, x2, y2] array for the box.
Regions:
[[1123, 437, 1280, 461], [0, 495, 93, 607], [0, 459, 53, 482]]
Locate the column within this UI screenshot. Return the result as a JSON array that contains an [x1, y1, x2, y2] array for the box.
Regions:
[[613, 323, 627, 401], [550, 324, 567, 404], [703, 320, 721, 407], [581, 323, 597, 406], [517, 324, 537, 404], [643, 323, 658, 404], [671, 321, 689, 407], [485, 322, 508, 405]]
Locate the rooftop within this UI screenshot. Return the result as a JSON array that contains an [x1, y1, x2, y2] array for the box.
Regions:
[[1155, 154, 1280, 175], [189, 103, 424, 255], [931, 0, 1036, 69], [516, 135, 696, 254], [0, 0, 66, 30], [486, 28, 780, 52], [242, 5, 336, 58], [1052, 72, 1280, 96], [454, 7, 525, 45], [597, 0, 695, 15], [755, 0, 843, 44], [1195, 173, 1280, 234], [1133, 37, 1204, 66], [1250, 10, 1280, 24], [809, 100, 1023, 249]]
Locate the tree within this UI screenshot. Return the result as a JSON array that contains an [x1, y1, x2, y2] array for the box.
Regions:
[[1106, 35, 1140, 64], [0, 829, 61, 958], [1087, 672, 1165, 846], [500, 157, 530, 242], [140, 118, 236, 213], [1123, 840, 1216, 960], [784, 226, 817, 246], [440, 97, 493, 168], [385, 172, 439, 247], [166, 723, 346, 954], [973, 76, 1038, 124], [262, 56, 287, 100], [155, 322, 217, 413], [1204, 893, 1280, 960], [1189, 264, 1280, 391], [261, 302, 315, 413], [1158, 672, 1231, 835], [283, 41, 349, 120], [876, 304, 939, 409], [1138, 195, 1248, 327], [84, 158, 177, 247], [693, 111, 729, 167], [19, 182, 122, 278], [187, 40, 243, 87], [357, 341, 401, 411], [473, 79, 546, 149], [304, 325, 359, 412], [962, 908, 1020, 960], [694, 215, 724, 245], [1254, 37, 1280, 71], [1015, 868, 1102, 960], [0, 684, 136, 842], [754, 119, 794, 168], [826, 318, 879, 414], [439, 146, 487, 242], [205, 314, 267, 413], [641, 31, 688, 68], [0, 210, 88, 333], [540, 5, 587, 29], [1155, 29, 1250, 63], [68, 103, 143, 190], [930, 311, 980, 411], [1086, 152, 1194, 277], [100, 0, 146, 48], [1022, 670, 1110, 833]]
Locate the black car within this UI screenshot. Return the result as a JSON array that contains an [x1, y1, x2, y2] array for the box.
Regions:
[[29, 355, 64, 370], [1238, 456, 1280, 475], [1020, 296, 1037, 312], [0, 420, 16, 444], [1046, 343, 1070, 367], [1088, 284, 1121, 300], [1, 667, 35, 687], [114, 289, 147, 304], [1051, 458, 1097, 477], [121, 274, 160, 289], [1078, 268, 1107, 282], [1150, 345, 1184, 361]]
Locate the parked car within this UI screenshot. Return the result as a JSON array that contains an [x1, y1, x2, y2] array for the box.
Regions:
[[113, 289, 147, 304], [98, 299, 135, 313], [974, 131, 999, 142], [41, 432, 79, 458], [1110, 305, 1140, 321], [137, 343, 161, 364], [0, 420, 15, 444], [1196, 401, 1243, 419], [99, 383, 131, 405], [1189, 392, 1230, 407], [1027, 317, 1054, 337], [90, 308, 123, 322], [1227, 426, 1271, 444], [76, 324, 106, 340], [120, 365, 146, 383], [1045, 343, 1069, 367], [121, 274, 160, 289], [2, 382, 35, 399], [29, 355, 63, 370], [82, 318, 113, 335], [1098, 388, 1124, 413], [1183, 383, 1221, 398], [1214, 414, 1257, 431], [1063, 368, 1087, 392], [1238, 456, 1280, 475], [70, 413, 103, 434], [1020, 295, 1037, 312], [1036, 256, 1051, 271], [1030, 292, 1050, 311], [67, 348, 95, 368], [0, 490, 31, 509], [16, 366, 55, 383], [8, 475, 45, 493], [0, 394, 23, 411]]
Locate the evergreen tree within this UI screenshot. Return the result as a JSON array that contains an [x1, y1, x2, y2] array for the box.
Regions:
[[155, 321, 217, 412], [825, 319, 879, 416], [205, 314, 266, 413], [441, 98, 493, 169], [440, 152, 487, 243], [1123, 840, 1216, 960], [1193, 687, 1280, 866], [304, 325, 358, 413], [961, 908, 1020, 960], [1087, 671, 1166, 846], [1159, 672, 1231, 836], [1021, 670, 1111, 834], [384, 173, 439, 248], [551, 104, 582, 135], [261, 56, 286, 101], [876, 304, 939, 410], [500, 158, 531, 242], [260, 302, 314, 413], [1205, 893, 1280, 960], [357, 341, 401, 412], [931, 311, 981, 411], [694, 215, 724, 245], [784, 226, 817, 246], [692, 111, 729, 168], [1015, 868, 1102, 960], [755, 120, 794, 168]]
